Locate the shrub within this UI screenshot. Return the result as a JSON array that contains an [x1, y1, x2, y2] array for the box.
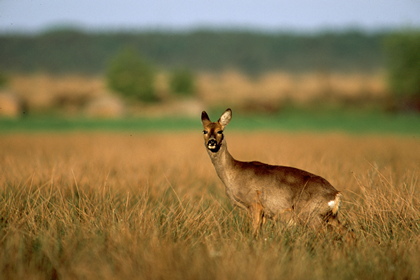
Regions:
[[384, 30, 420, 110], [0, 71, 8, 88], [106, 48, 157, 102], [169, 68, 196, 97]]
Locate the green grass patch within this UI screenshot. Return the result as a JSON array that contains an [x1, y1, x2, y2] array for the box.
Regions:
[[1, 110, 419, 134]]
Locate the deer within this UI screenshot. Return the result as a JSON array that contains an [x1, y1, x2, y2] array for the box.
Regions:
[[201, 108, 343, 235]]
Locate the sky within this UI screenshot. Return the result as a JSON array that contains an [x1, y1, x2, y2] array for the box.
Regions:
[[1, 0, 420, 33]]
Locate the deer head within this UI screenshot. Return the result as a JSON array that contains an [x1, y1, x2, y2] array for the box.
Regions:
[[201, 108, 232, 153]]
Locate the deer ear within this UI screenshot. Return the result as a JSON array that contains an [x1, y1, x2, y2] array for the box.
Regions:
[[201, 111, 211, 125], [218, 108, 232, 127]]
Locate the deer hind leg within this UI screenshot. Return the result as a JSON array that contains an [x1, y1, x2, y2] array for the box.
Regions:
[[324, 212, 356, 242], [278, 207, 295, 226]]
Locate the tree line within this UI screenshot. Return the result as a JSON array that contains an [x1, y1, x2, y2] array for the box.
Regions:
[[0, 28, 386, 75]]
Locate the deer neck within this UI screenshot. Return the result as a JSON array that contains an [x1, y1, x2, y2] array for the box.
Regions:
[[207, 140, 236, 185]]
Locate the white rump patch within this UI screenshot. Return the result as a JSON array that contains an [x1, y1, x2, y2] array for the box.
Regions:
[[329, 193, 342, 214], [328, 200, 336, 208]]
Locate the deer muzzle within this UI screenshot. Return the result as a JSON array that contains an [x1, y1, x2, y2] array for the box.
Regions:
[[207, 138, 217, 149]]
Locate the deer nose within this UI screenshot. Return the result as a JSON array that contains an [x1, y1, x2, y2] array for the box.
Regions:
[[208, 139, 217, 146]]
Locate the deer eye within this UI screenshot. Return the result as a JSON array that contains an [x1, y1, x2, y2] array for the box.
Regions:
[[217, 130, 223, 134], [203, 130, 208, 134]]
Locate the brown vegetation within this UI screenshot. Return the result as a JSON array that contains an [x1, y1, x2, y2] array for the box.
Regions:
[[0, 132, 418, 279], [4, 71, 388, 117], [0, 91, 21, 117], [10, 74, 105, 113], [197, 71, 386, 110]]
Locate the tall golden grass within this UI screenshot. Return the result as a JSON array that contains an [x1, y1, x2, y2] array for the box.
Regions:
[[0, 132, 418, 279]]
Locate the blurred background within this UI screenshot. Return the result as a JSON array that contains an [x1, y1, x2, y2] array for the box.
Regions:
[[0, 0, 419, 132]]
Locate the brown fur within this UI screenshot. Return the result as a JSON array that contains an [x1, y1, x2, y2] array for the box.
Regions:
[[202, 108, 344, 235]]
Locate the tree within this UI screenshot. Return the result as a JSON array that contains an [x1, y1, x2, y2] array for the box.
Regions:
[[106, 48, 157, 102], [384, 30, 420, 110], [0, 71, 7, 88], [169, 68, 196, 97]]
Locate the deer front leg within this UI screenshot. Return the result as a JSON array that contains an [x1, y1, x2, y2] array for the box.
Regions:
[[249, 202, 264, 236]]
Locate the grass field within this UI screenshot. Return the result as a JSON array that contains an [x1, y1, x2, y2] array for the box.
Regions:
[[1, 109, 420, 134], [0, 131, 419, 279]]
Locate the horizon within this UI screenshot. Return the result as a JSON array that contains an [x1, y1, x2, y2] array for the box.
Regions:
[[0, 25, 411, 36]]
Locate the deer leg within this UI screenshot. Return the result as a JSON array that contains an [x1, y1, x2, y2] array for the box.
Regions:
[[326, 215, 356, 242], [278, 207, 295, 226], [250, 202, 264, 236], [252, 190, 266, 235]]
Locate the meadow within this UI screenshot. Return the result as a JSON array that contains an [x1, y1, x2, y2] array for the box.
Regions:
[[0, 131, 419, 279]]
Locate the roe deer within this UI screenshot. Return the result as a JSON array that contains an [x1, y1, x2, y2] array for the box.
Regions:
[[201, 108, 343, 235]]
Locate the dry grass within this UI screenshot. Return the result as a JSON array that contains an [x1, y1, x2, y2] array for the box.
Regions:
[[6, 71, 388, 116], [10, 74, 105, 109], [196, 71, 387, 108], [0, 132, 419, 279]]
